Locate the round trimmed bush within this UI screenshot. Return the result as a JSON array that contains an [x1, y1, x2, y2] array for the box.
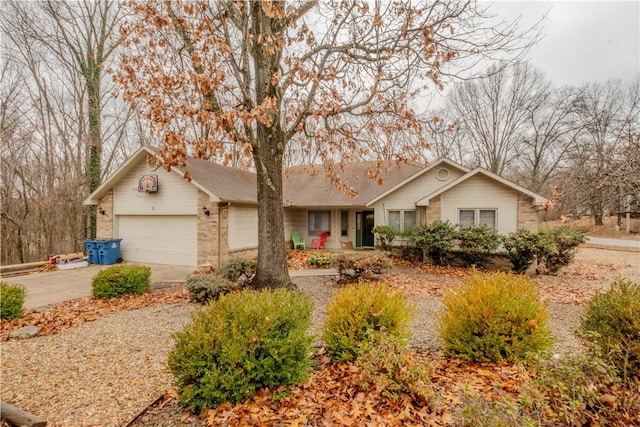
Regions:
[[91, 264, 151, 299], [0, 281, 26, 319], [579, 278, 640, 383], [439, 271, 553, 362], [186, 274, 236, 303], [322, 282, 414, 362], [168, 289, 313, 412]]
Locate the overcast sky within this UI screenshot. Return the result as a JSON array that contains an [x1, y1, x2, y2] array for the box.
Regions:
[[485, 1, 640, 86]]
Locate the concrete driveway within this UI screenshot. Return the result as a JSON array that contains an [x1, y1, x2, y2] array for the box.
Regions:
[[1, 263, 194, 309]]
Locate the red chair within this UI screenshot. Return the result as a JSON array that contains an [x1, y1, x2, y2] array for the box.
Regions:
[[311, 231, 328, 250]]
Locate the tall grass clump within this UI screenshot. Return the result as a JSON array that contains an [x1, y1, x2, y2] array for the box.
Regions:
[[168, 289, 313, 412], [322, 282, 414, 362], [439, 271, 553, 362]]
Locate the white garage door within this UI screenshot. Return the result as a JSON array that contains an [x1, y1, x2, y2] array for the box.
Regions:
[[117, 215, 197, 266]]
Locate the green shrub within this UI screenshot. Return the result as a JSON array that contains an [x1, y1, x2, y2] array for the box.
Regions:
[[217, 258, 256, 285], [409, 220, 457, 266], [168, 289, 313, 412], [578, 278, 640, 383], [502, 229, 539, 274], [332, 253, 392, 284], [0, 282, 26, 319], [520, 355, 621, 426], [536, 227, 585, 274], [186, 274, 237, 303], [438, 271, 553, 362], [458, 392, 532, 427], [91, 265, 151, 299], [322, 282, 414, 362], [357, 342, 434, 407], [372, 225, 397, 251], [456, 224, 501, 267], [306, 251, 332, 266]]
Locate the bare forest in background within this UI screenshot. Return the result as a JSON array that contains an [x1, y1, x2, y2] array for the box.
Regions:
[[1, 1, 638, 266]]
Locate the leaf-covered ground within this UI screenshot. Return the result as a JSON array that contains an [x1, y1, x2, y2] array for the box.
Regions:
[[0, 287, 190, 341]]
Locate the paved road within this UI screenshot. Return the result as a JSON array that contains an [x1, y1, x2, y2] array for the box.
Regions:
[[585, 236, 640, 249]]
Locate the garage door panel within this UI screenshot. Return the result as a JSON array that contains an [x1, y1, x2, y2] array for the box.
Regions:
[[117, 215, 197, 266]]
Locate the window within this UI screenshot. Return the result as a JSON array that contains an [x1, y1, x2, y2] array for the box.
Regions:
[[458, 209, 497, 229], [340, 210, 349, 236], [388, 210, 417, 231], [389, 211, 401, 231], [403, 211, 417, 230], [308, 210, 331, 235]]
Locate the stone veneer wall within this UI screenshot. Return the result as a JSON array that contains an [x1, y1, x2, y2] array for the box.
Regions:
[[218, 203, 230, 265], [197, 191, 219, 266], [424, 195, 441, 223], [96, 190, 114, 239], [517, 194, 539, 232]]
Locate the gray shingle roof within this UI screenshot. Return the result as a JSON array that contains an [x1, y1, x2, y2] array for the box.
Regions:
[[186, 158, 257, 204], [282, 161, 425, 207]]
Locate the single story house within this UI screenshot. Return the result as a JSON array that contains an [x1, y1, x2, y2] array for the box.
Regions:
[[84, 146, 546, 267]]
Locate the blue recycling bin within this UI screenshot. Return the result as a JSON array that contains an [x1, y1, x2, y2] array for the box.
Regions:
[[84, 240, 100, 264], [96, 239, 123, 265]]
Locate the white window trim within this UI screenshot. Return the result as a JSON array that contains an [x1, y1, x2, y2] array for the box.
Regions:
[[457, 208, 497, 229], [308, 210, 331, 236], [387, 209, 417, 231]]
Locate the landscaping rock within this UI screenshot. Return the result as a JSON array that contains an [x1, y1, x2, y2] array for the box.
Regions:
[[9, 325, 38, 339]]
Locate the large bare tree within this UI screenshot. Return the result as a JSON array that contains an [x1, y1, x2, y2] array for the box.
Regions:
[[115, 0, 537, 288], [0, 1, 137, 264], [562, 78, 640, 225], [446, 62, 550, 175]]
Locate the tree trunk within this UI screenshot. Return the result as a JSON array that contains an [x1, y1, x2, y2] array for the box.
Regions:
[[249, 0, 290, 289], [252, 133, 293, 290], [87, 70, 102, 238], [594, 214, 604, 226]]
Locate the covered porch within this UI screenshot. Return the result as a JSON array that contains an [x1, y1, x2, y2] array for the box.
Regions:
[[284, 207, 376, 250]]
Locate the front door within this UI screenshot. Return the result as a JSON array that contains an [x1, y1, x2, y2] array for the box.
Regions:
[[355, 210, 375, 247]]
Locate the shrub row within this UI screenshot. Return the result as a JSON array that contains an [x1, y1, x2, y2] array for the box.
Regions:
[[400, 220, 585, 274], [169, 266, 637, 418]]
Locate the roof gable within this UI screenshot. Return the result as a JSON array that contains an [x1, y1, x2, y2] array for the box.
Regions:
[[415, 167, 547, 206], [83, 146, 257, 205], [365, 158, 470, 206]]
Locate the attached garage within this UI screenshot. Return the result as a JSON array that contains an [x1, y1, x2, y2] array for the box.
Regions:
[[117, 215, 197, 266]]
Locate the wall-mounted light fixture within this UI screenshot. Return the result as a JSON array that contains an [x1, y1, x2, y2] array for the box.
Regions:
[[202, 206, 210, 216], [98, 207, 106, 215]]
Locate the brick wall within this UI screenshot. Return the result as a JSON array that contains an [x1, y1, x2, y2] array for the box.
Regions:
[[197, 191, 219, 266], [517, 194, 539, 232], [218, 203, 230, 265], [96, 190, 113, 238], [424, 195, 441, 223]]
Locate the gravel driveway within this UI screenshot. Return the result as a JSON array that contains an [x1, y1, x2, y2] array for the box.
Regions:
[[0, 247, 636, 426]]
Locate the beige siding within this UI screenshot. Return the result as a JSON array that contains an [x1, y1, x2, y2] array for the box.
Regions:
[[440, 174, 519, 234], [228, 204, 259, 250], [284, 208, 307, 247], [373, 166, 465, 227], [113, 161, 197, 215]]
